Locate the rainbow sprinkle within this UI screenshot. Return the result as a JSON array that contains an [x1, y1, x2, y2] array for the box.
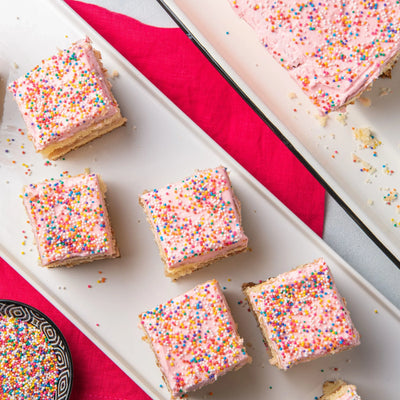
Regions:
[[244, 258, 360, 369], [0, 315, 59, 399], [22, 173, 117, 267], [139, 279, 251, 397]]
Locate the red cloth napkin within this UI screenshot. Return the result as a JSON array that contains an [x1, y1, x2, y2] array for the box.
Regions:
[[0, 1, 325, 399]]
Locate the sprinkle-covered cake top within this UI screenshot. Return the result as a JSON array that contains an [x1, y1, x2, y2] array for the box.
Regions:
[[140, 167, 248, 269], [230, 0, 400, 113], [8, 38, 119, 150], [23, 173, 114, 266], [139, 279, 250, 396], [246, 258, 360, 369]]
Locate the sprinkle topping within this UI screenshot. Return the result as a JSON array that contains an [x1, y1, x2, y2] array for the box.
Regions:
[[140, 167, 247, 269], [0, 315, 59, 399], [230, 0, 400, 113], [140, 279, 250, 396], [246, 258, 360, 369], [23, 173, 114, 266], [8, 38, 118, 150]]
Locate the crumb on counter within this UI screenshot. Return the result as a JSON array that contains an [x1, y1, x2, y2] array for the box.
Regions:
[[382, 188, 398, 205], [379, 87, 391, 97], [358, 96, 371, 107], [336, 112, 347, 126], [315, 114, 328, 127], [352, 154, 377, 174], [353, 127, 381, 149]]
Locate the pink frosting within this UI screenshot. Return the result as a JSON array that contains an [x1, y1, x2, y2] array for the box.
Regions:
[[23, 173, 115, 266], [335, 385, 362, 400], [140, 279, 250, 397], [8, 38, 119, 150], [246, 258, 360, 369], [229, 0, 400, 113], [140, 167, 248, 270]]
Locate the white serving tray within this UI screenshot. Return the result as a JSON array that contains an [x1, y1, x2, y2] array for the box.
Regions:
[[157, 0, 400, 267], [0, 1, 399, 399]]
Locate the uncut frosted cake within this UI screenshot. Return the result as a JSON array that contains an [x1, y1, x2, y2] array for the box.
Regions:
[[8, 37, 126, 159], [229, 0, 400, 113]]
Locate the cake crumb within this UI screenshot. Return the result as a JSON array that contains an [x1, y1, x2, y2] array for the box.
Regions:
[[352, 154, 377, 174], [111, 70, 119, 78], [382, 188, 398, 205], [336, 112, 347, 126], [358, 96, 371, 107], [382, 164, 394, 175], [353, 127, 381, 149], [379, 87, 391, 97], [315, 114, 328, 127], [367, 199, 374, 206], [13, 62, 19, 69], [288, 92, 297, 99]]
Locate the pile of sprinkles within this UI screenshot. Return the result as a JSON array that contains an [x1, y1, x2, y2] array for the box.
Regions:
[[0, 315, 59, 399], [245, 258, 360, 369], [229, 0, 400, 113], [7, 38, 117, 151], [140, 167, 247, 268], [139, 280, 250, 397], [22, 173, 113, 266]]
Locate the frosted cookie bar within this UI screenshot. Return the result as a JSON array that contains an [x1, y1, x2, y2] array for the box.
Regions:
[[243, 258, 360, 369], [8, 38, 126, 159], [23, 173, 119, 267], [139, 279, 251, 398], [139, 166, 248, 279]]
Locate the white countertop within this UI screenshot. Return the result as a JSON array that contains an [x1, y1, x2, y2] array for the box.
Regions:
[[79, 0, 400, 309]]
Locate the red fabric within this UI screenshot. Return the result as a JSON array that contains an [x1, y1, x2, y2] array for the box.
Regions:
[[0, 1, 325, 399]]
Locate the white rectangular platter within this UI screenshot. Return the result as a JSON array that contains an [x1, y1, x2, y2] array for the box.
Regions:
[[158, 0, 400, 266], [0, 1, 399, 399]]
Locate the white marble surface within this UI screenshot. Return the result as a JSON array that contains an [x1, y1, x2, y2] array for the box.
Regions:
[[79, 0, 399, 308]]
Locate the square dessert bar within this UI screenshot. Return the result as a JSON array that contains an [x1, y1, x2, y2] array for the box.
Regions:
[[229, 1, 400, 113], [320, 380, 361, 400], [139, 166, 248, 279], [139, 279, 251, 398], [23, 173, 119, 268], [8, 37, 126, 159], [243, 258, 360, 370]]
